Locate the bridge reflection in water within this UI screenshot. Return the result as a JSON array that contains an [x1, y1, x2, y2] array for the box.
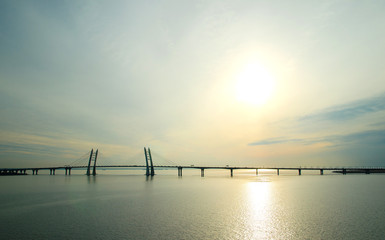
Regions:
[[1, 148, 385, 176]]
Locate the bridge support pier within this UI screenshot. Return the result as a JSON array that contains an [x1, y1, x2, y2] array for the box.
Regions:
[[144, 147, 155, 176], [298, 169, 301, 175], [85, 149, 98, 176], [178, 167, 183, 176], [201, 168, 205, 177], [256, 169, 258, 175], [365, 169, 370, 174], [86, 149, 94, 176], [277, 169, 280, 176], [148, 148, 155, 176], [342, 169, 346, 175], [144, 148, 150, 176], [230, 169, 233, 177], [92, 149, 98, 176], [320, 169, 323, 175]]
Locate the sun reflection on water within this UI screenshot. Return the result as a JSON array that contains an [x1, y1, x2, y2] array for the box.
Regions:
[[245, 181, 272, 239]]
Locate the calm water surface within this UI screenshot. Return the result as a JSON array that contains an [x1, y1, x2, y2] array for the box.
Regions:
[[0, 170, 384, 239]]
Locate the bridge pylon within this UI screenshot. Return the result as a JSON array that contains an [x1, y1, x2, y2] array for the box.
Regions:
[[144, 147, 155, 176], [92, 149, 98, 176], [86, 149, 98, 176]]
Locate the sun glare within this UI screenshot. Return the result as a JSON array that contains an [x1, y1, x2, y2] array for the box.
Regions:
[[236, 62, 275, 105]]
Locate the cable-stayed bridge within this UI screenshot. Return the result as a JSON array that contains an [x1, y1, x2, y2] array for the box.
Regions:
[[1, 148, 385, 176], [0, 147, 179, 176]]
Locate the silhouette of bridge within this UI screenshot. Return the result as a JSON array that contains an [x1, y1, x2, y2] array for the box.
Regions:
[[1, 147, 385, 176]]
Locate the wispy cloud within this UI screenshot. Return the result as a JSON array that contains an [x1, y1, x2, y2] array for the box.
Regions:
[[249, 129, 385, 147], [248, 137, 303, 146], [0, 143, 73, 157], [0, 130, 144, 167], [299, 93, 385, 122]]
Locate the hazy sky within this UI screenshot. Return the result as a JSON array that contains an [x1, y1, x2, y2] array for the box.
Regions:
[[1, 0, 385, 167]]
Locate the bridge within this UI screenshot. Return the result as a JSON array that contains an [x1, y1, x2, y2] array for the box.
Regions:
[[1, 147, 385, 176]]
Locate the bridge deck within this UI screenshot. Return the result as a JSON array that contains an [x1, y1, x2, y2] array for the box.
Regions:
[[1, 165, 385, 171]]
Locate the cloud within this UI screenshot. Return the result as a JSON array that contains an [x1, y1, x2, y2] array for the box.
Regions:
[[299, 93, 385, 122], [249, 129, 385, 147], [248, 137, 302, 146], [331, 129, 385, 146], [0, 143, 72, 157]]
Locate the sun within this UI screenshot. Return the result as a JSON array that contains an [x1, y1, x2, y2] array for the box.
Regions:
[[235, 62, 275, 105]]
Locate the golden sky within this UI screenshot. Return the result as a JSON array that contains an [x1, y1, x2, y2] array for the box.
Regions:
[[1, 0, 385, 167]]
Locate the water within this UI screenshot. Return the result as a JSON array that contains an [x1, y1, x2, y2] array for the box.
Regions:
[[0, 170, 384, 239]]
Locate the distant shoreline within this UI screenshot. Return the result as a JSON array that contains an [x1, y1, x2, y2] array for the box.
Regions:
[[333, 169, 385, 174]]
